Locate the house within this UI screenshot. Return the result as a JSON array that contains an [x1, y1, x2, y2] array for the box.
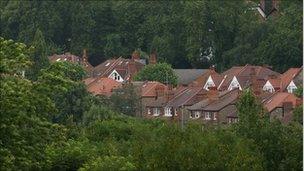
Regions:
[[91, 51, 149, 82], [263, 67, 303, 93], [84, 77, 122, 96], [174, 69, 208, 86], [188, 88, 240, 124], [191, 67, 223, 90], [218, 64, 280, 92], [256, 0, 279, 20], [262, 92, 302, 123], [48, 49, 94, 73], [145, 85, 207, 120], [130, 81, 168, 117], [49, 52, 81, 63]]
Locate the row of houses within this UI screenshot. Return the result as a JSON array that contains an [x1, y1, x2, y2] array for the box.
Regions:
[[49, 50, 303, 124]]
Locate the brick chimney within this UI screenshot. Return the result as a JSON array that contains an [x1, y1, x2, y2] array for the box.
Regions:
[[155, 85, 165, 98], [149, 51, 157, 65], [250, 67, 261, 95], [283, 101, 293, 117], [209, 65, 216, 72], [207, 87, 219, 101], [165, 85, 174, 102], [131, 50, 140, 61], [128, 60, 136, 80]]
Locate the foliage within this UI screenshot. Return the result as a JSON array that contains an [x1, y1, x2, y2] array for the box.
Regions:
[[79, 156, 136, 171], [294, 86, 303, 98], [36, 62, 89, 124], [1, 1, 301, 71], [134, 63, 178, 86], [110, 84, 141, 117], [0, 37, 32, 75], [293, 105, 303, 125], [0, 38, 67, 170]]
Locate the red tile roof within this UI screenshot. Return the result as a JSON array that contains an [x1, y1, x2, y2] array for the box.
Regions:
[[86, 77, 122, 96], [218, 64, 280, 90], [263, 92, 301, 112], [92, 57, 144, 81], [141, 81, 167, 97], [280, 68, 302, 91], [263, 67, 302, 92], [166, 86, 204, 108], [49, 53, 81, 63]]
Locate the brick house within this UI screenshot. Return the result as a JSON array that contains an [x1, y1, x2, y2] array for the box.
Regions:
[[187, 88, 241, 124], [262, 92, 302, 124], [217, 64, 280, 92], [83, 77, 122, 97], [263, 67, 303, 93]]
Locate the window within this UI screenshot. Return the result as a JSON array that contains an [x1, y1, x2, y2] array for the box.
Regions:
[[213, 113, 217, 120], [205, 112, 211, 120], [287, 86, 297, 93], [228, 117, 238, 124], [174, 108, 178, 116], [194, 111, 201, 118], [165, 107, 172, 117], [147, 108, 151, 115], [153, 108, 160, 116]]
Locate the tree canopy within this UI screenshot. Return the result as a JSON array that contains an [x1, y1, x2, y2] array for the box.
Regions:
[[0, 1, 302, 72]]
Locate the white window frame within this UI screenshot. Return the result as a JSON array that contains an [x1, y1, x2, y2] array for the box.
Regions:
[[287, 80, 297, 93], [213, 113, 217, 120], [153, 108, 160, 116], [205, 112, 211, 120], [228, 76, 242, 91], [263, 81, 275, 93], [164, 107, 172, 117], [147, 108, 151, 115], [203, 76, 216, 90], [109, 70, 123, 82]]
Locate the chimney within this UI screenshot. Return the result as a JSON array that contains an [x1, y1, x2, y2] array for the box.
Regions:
[[207, 87, 219, 101], [149, 51, 157, 65], [283, 102, 293, 117], [165, 85, 174, 102], [131, 50, 140, 61], [127, 60, 136, 81], [209, 65, 216, 72], [155, 85, 165, 98]]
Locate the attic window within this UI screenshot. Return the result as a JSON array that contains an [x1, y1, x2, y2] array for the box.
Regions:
[[105, 62, 110, 66]]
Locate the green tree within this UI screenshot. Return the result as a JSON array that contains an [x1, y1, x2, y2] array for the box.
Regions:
[[235, 89, 264, 139], [104, 33, 124, 58], [0, 38, 66, 170], [134, 63, 178, 86], [80, 156, 136, 171], [27, 28, 50, 80], [110, 84, 141, 117], [36, 62, 88, 124]]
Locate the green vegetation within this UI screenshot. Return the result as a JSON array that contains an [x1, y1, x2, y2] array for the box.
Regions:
[[0, 1, 302, 71], [0, 37, 302, 170], [134, 63, 178, 86]]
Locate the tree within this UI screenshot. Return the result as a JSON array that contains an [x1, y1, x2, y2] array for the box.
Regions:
[[0, 38, 66, 170], [0, 37, 32, 75], [36, 62, 89, 124], [235, 89, 264, 139], [104, 33, 125, 58], [27, 28, 50, 80], [110, 84, 141, 117], [134, 63, 178, 86], [79, 156, 136, 171]]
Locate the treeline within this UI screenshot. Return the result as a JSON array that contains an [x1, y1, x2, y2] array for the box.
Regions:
[[0, 37, 302, 170], [0, 0, 302, 72]]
